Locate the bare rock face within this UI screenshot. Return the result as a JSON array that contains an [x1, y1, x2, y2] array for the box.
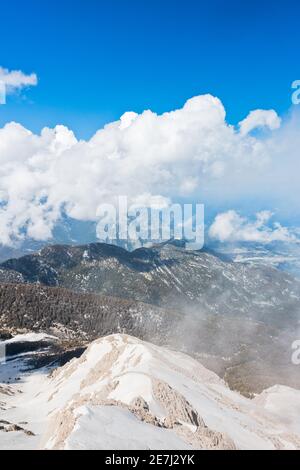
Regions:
[[0, 420, 35, 436], [153, 379, 205, 428]]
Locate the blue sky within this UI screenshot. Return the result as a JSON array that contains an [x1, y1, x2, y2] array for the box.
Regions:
[[0, 0, 299, 138]]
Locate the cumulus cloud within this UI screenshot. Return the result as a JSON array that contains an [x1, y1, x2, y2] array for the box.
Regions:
[[238, 109, 281, 136], [0, 93, 298, 246], [0, 66, 38, 94], [209, 210, 297, 244]]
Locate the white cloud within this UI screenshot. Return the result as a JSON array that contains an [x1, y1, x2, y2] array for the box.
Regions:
[[0, 93, 298, 246], [238, 109, 281, 136], [209, 210, 297, 244], [0, 66, 38, 94]]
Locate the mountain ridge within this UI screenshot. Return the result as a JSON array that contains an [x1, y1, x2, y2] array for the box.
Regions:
[[1, 333, 300, 450], [0, 240, 299, 327]]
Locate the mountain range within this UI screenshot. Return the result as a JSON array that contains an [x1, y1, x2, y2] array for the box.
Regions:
[[1, 240, 299, 324], [0, 240, 299, 395]]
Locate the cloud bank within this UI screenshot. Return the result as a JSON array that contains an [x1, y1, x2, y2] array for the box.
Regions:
[[0, 94, 299, 246], [209, 210, 298, 244], [238, 109, 281, 136], [0, 66, 38, 94]]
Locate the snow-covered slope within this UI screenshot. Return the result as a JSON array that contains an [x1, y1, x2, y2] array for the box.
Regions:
[[3, 332, 56, 344], [1, 334, 300, 450], [253, 385, 300, 435]]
